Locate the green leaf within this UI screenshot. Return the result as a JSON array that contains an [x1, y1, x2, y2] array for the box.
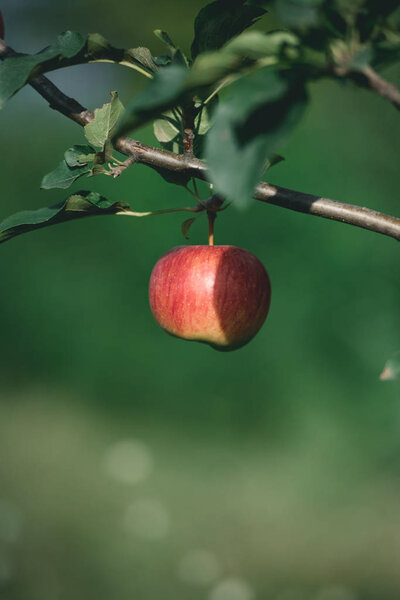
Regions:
[[223, 30, 299, 59], [114, 65, 188, 138], [128, 47, 159, 73], [84, 91, 125, 149], [41, 144, 97, 189], [64, 145, 96, 167], [153, 30, 190, 67], [153, 113, 180, 144], [0, 191, 130, 245], [191, 0, 266, 59], [154, 30, 178, 53], [181, 217, 197, 239], [275, 0, 325, 29], [0, 32, 155, 109], [205, 66, 307, 208], [0, 31, 85, 108], [115, 25, 304, 141], [41, 160, 91, 190], [55, 30, 86, 58]]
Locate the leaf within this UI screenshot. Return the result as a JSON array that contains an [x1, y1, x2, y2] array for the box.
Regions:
[[64, 145, 96, 167], [153, 29, 190, 67], [84, 91, 125, 149], [41, 160, 91, 190], [0, 32, 155, 109], [115, 25, 304, 141], [265, 153, 285, 170], [356, 0, 400, 42], [114, 65, 188, 138], [191, 0, 266, 59], [181, 217, 197, 239], [0, 191, 130, 245], [0, 31, 85, 108], [205, 66, 307, 208], [153, 114, 180, 143], [275, 0, 325, 30], [41, 144, 97, 189], [154, 30, 178, 53], [223, 30, 299, 59], [128, 47, 159, 73]]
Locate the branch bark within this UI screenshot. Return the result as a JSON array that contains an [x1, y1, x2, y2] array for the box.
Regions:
[[1, 38, 400, 241]]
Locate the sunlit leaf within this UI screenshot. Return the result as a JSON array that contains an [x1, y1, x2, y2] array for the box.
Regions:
[[84, 91, 125, 149]]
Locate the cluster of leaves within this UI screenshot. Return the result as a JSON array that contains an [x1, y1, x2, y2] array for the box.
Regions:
[[41, 92, 125, 189], [0, 0, 399, 242]]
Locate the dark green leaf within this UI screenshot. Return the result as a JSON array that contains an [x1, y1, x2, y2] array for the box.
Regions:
[[0, 31, 85, 108], [191, 0, 266, 59], [0, 32, 154, 109], [356, 0, 400, 42], [205, 66, 307, 208], [153, 30, 190, 68], [41, 160, 91, 190], [0, 191, 130, 245], [41, 144, 98, 190], [275, 0, 325, 29], [154, 55, 172, 67]]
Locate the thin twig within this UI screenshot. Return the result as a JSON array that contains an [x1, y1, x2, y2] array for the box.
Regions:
[[116, 206, 203, 217], [1, 38, 400, 241], [334, 64, 400, 111]]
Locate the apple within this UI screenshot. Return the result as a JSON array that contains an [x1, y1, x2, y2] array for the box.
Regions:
[[149, 245, 271, 351]]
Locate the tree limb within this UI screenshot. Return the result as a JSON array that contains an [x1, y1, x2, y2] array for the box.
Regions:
[[1, 38, 400, 241]]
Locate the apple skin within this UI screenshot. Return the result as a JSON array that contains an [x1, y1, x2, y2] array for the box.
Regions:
[[149, 245, 271, 351]]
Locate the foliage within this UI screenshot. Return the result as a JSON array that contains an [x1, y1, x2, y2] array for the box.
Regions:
[[0, 0, 399, 235]]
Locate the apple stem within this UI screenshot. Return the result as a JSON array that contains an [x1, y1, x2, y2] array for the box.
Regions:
[[207, 211, 216, 246]]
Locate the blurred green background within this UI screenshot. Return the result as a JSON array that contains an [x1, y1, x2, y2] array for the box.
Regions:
[[0, 2, 400, 599]]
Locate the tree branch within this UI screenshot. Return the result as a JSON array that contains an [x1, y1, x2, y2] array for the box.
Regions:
[[1, 38, 400, 241], [334, 64, 400, 111]]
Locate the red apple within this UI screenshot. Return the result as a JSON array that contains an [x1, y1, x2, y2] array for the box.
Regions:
[[149, 245, 271, 351]]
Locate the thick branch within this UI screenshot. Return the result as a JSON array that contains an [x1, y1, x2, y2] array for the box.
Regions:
[[1, 39, 400, 241]]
